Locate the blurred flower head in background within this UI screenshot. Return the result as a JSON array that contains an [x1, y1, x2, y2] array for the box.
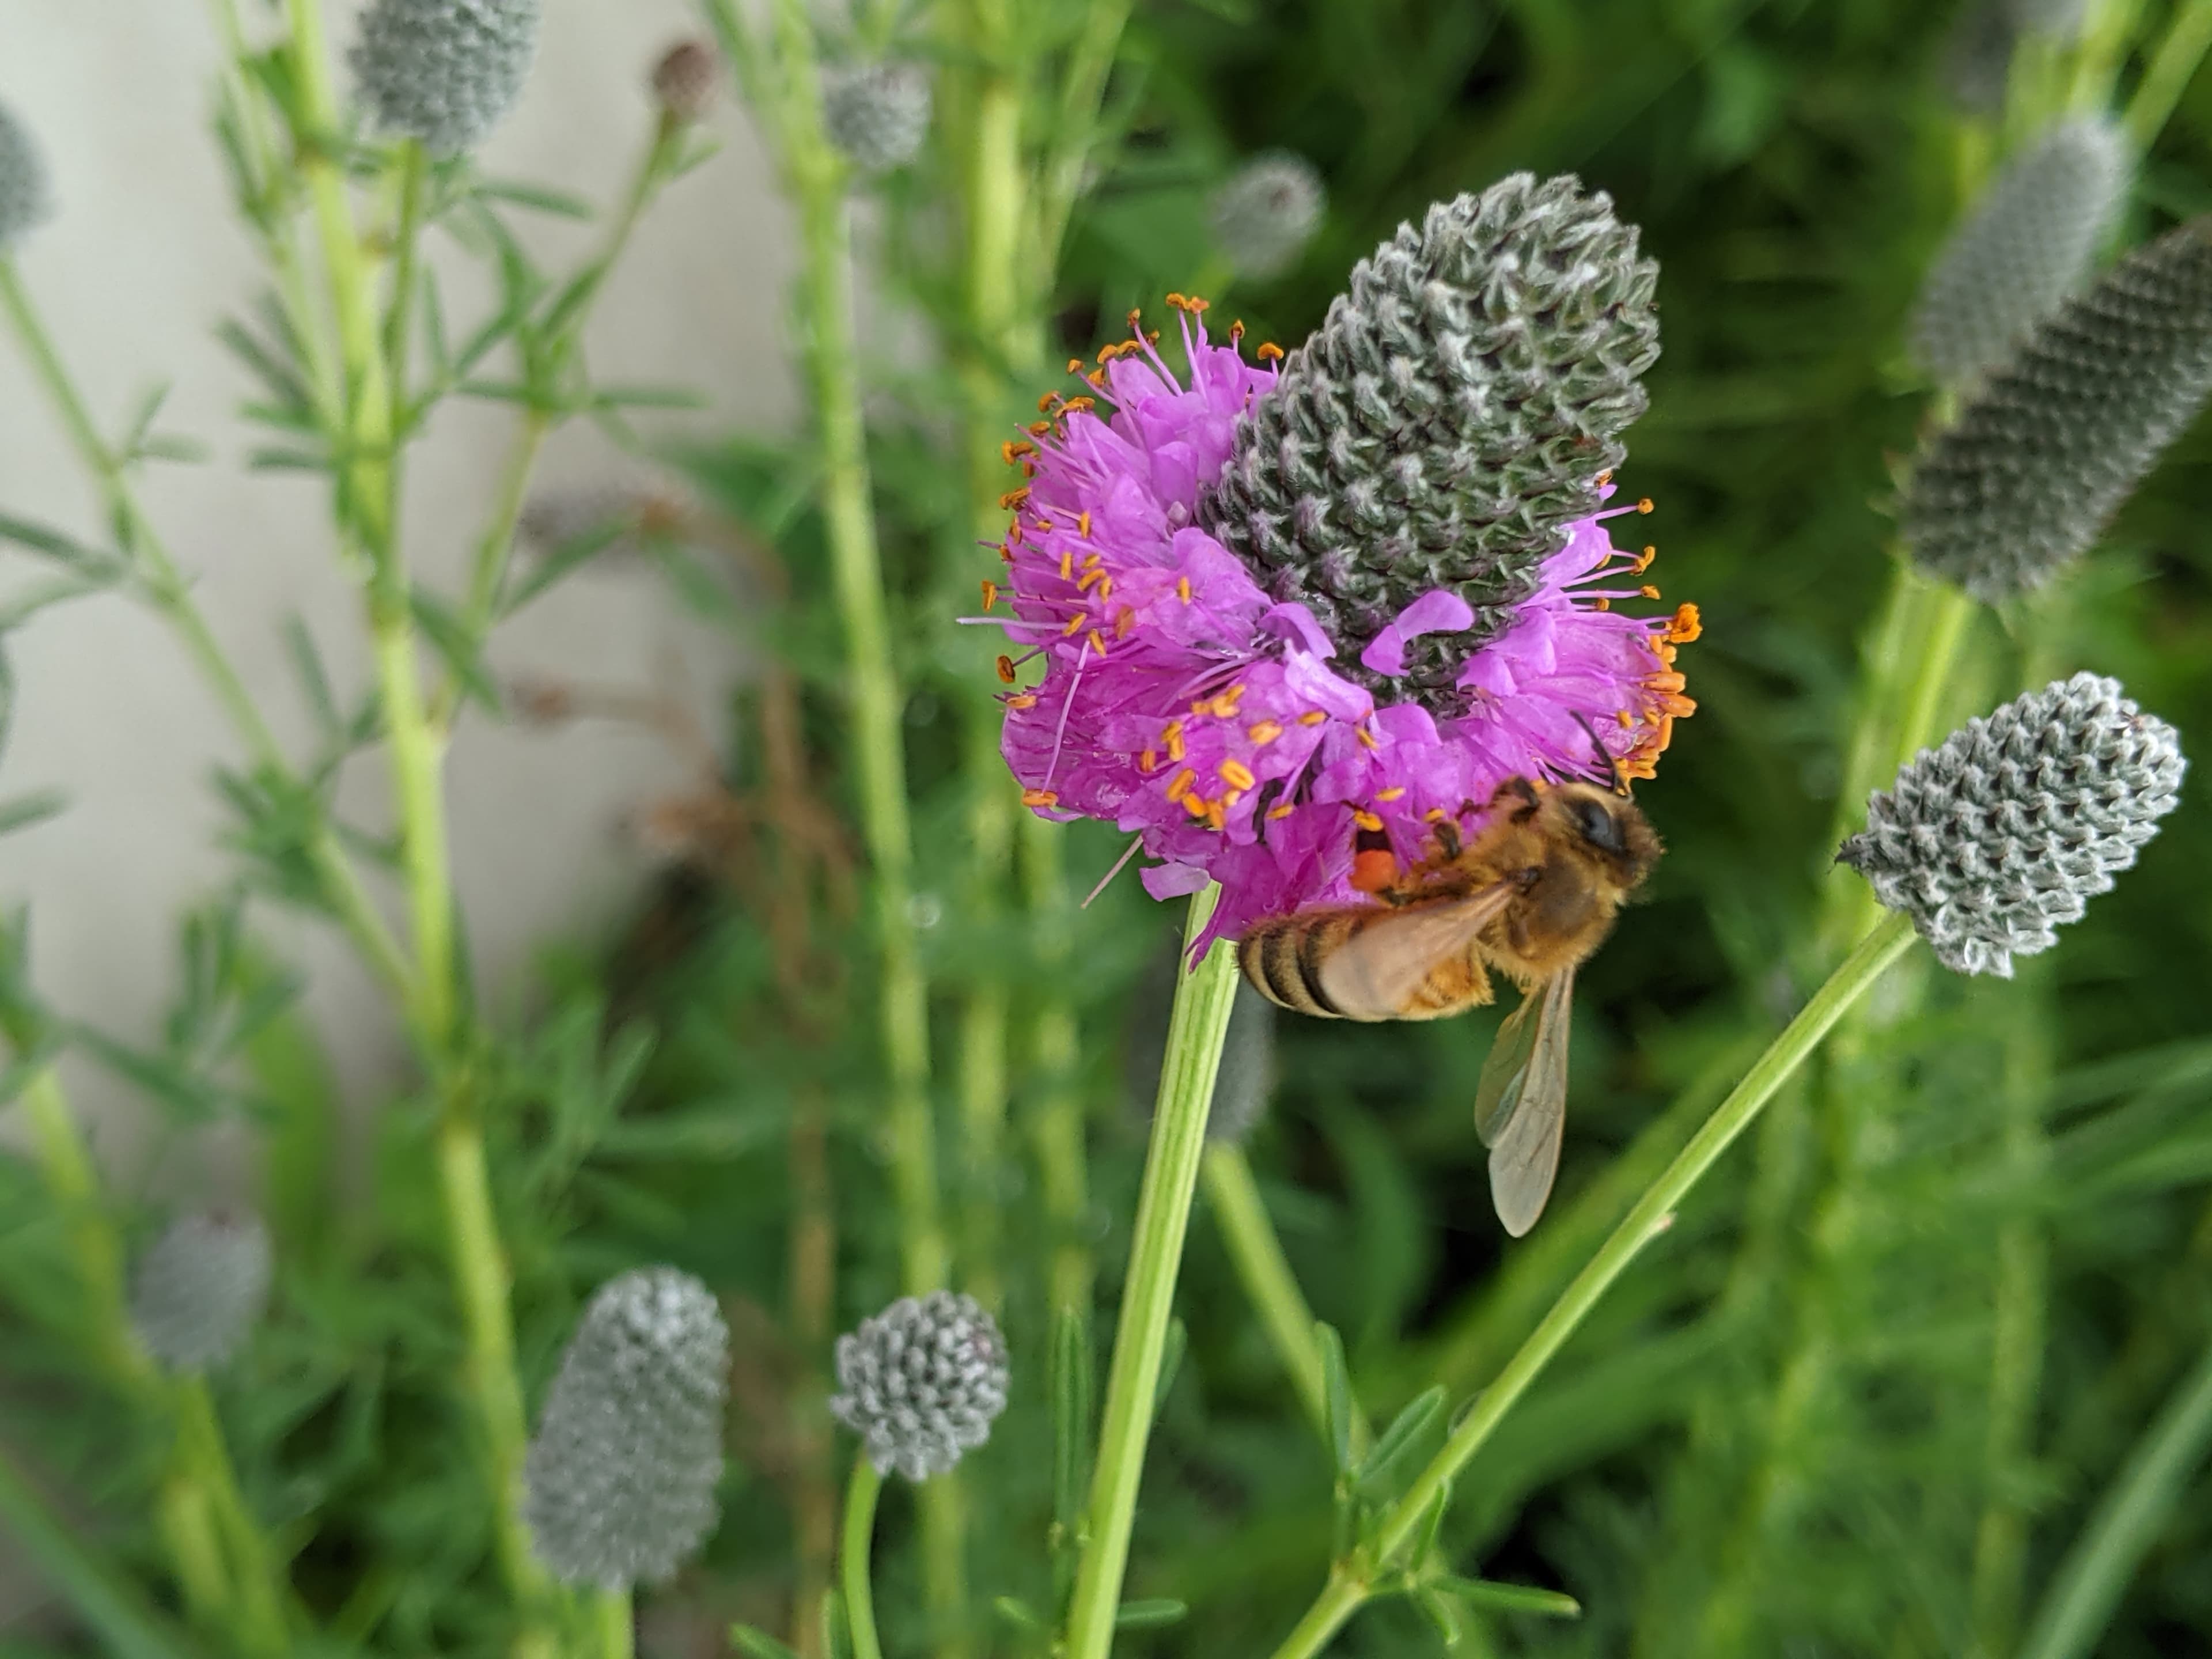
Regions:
[[351, 0, 544, 156], [821, 62, 933, 173], [830, 1291, 1009, 1481], [129, 1212, 272, 1373], [1209, 151, 1327, 280], [991, 175, 1696, 948], [0, 96, 51, 251]]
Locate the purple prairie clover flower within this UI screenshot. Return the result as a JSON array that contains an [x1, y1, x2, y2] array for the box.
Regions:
[[984, 296, 1698, 953]]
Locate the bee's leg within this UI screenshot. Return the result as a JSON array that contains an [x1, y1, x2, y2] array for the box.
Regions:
[[1488, 775, 1542, 822], [1404, 950, 1494, 1018]]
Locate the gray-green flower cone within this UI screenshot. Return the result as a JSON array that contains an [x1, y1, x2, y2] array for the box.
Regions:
[[522, 1267, 728, 1589], [0, 98, 51, 251], [830, 1291, 1009, 1481], [821, 63, 933, 173], [1838, 673, 2184, 976], [1210, 152, 1326, 281], [1198, 173, 1661, 702], [1910, 118, 2130, 389], [351, 0, 541, 156], [1902, 217, 2212, 603], [130, 1213, 272, 1372]]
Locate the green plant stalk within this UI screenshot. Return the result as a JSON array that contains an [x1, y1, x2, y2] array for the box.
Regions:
[[1065, 889, 1241, 1659], [13, 1070, 284, 1642], [0, 1438, 202, 1659], [0, 260, 411, 1000], [1262, 913, 1918, 1659], [2069, 0, 2148, 116], [284, 0, 395, 565], [1022, 816, 1093, 1315], [175, 1379, 287, 1656], [1031, 0, 1134, 275], [2124, 0, 2212, 144], [1971, 988, 2052, 1658], [841, 1460, 887, 1659], [2018, 1333, 2212, 1659], [772, 0, 947, 1301], [1202, 1142, 1362, 1453], [594, 1589, 634, 1659]]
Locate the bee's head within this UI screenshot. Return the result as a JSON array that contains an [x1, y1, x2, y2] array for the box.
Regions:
[[1541, 781, 1664, 895]]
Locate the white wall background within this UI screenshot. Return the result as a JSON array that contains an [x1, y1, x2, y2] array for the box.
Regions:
[[0, 1, 798, 1627]]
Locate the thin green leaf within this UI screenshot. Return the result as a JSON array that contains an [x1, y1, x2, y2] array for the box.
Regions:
[[1150, 1317, 1187, 1426], [1317, 1321, 1354, 1475], [990, 1599, 1048, 1634], [497, 518, 633, 619], [1435, 1575, 1581, 1619], [592, 383, 711, 411], [1355, 1386, 1447, 1502], [246, 448, 331, 474], [1051, 1306, 1093, 1548], [214, 317, 312, 418], [132, 435, 211, 466], [0, 512, 126, 578], [407, 587, 500, 713], [1112, 1600, 1187, 1630], [475, 177, 596, 219], [0, 1442, 202, 1659], [0, 574, 109, 630], [0, 791, 67, 838], [728, 1623, 801, 1659]]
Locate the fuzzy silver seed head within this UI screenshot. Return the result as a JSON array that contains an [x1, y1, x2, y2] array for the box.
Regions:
[[522, 1268, 729, 1590], [820, 63, 932, 173], [351, 0, 542, 157], [1210, 152, 1327, 281], [1198, 173, 1661, 704], [830, 1292, 1008, 1482], [1911, 119, 2130, 388], [130, 1213, 271, 1372], [1206, 982, 1279, 1145], [1838, 673, 2184, 977], [0, 99, 51, 252], [1902, 218, 2212, 603]]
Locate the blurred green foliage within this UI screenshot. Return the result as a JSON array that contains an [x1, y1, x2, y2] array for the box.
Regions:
[[6, 1, 2212, 1657]]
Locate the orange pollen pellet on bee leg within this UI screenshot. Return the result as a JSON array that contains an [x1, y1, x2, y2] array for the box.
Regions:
[[1350, 848, 1396, 893], [1375, 786, 1406, 802], [995, 655, 1016, 683], [1220, 760, 1256, 790], [1022, 789, 1059, 808]]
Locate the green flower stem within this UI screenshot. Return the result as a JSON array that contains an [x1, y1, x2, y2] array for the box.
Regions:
[[2125, 0, 2212, 145], [1031, 0, 1134, 276], [766, 0, 948, 1301], [12, 1069, 286, 1646], [0, 259, 411, 1002], [2018, 1332, 2212, 1659], [174, 1378, 287, 1656], [1262, 912, 1918, 1659], [1201, 1142, 1362, 1453], [593, 1589, 635, 1659], [1065, 890, 1241, 1659], [285, 0, 395, 566], [1023, 816, 1093, 1315], [0, 1438, 199, 1659], [840, 1460, 887, 1659]]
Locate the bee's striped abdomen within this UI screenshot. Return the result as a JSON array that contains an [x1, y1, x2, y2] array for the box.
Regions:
[[1237, 915, 1353, 1018]]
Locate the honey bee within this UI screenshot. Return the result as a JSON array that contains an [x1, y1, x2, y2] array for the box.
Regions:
[[1237, 766, 1661, 1236]]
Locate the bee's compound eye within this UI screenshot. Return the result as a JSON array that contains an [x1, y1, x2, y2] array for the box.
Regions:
[[1574, 795, 1624, 854]]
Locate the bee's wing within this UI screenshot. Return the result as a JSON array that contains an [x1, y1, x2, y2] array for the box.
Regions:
[[1315, 881, 1519, 1021], [1475, 966, 1575, 1238]]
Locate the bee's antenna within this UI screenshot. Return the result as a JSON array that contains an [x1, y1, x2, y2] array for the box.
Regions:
[[1571, 710, 1632, 797]]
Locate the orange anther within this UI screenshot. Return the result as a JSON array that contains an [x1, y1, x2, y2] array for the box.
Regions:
[[1220, 759, 1256, 790], [1059, 550, 1074, 581], [1067, 358, 1084, 373], [1062, 614, 1085, 636], [1353, 809, 1384, 832], [1079, 567, 1108, 591], [1002, 440, 1036, 465], [1008, 694, 1037, 710], [1375, 786, 1406, 802], [1355, 726, 1380, 750], [1256, 342, 1284, 362], [1139, 748, 1158, 772], [1637, 497, 1654, 514], [1641, 584, 1661, 600], [1247, 720, 1282, 745], [1088, 629, 1109, 657], [1176, 575, 1192, 603], [995, 655, 1016, 683], [1115, 605, 1135, 638], [1022, 789, 1060, 808], [1593, 597, 1611, 611], [1267, 802, 1296, 820], [980, 579, 998, 611], [1298, 710, 1328, 726], [1077, 511, 1093, 537], [1667, 602, 1702, 642], [1166, 767, 1196, 800]]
